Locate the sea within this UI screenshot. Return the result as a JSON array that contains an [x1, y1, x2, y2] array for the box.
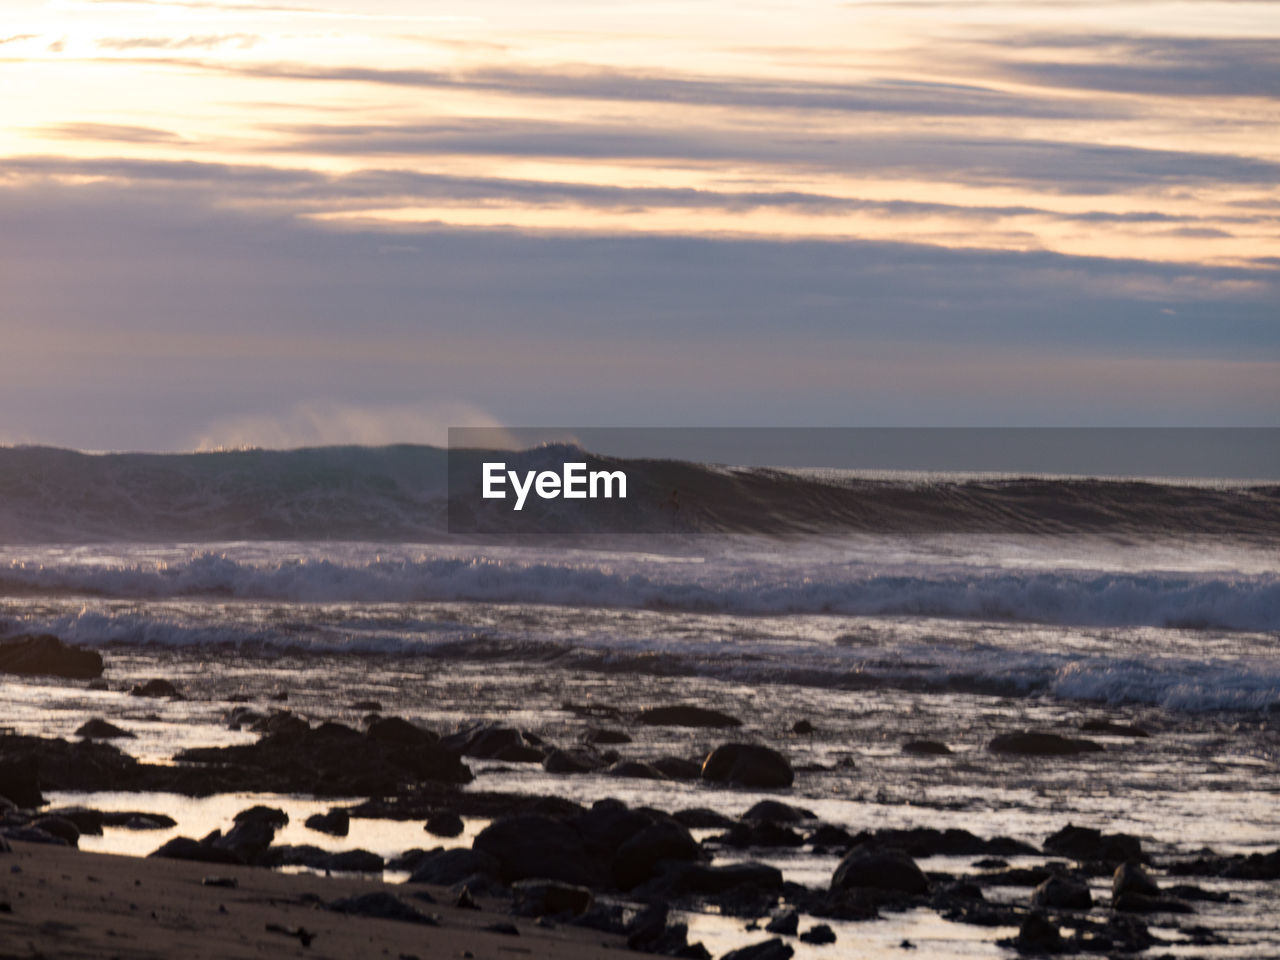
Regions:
[[1, 443, 1278, 957]]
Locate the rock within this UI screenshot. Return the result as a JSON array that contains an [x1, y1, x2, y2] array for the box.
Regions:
[[808, 824, 855, 849], [30, 816, 79, 847], [713, 821, 804, 849], [720, 938, 793, 960], [741, 800, 815, 822], [249, 711, 308, 738], [1113, 861, 1159, 898], [0, 634, 104, 679], [86, 678, 109, 691], [305, 809, 350, 837], [211, 818, 277, 862], [233, 805, 289, 828], [701, 743, 794, 789], [1013, 913, 1063, 954], [543, 749, 601, 774], [512, 879, 593, 917], [101, 811, 176, 829], [764, 909, 798, 935], [1080, 720, 1150, 738], [571, 801, 653, 859], [674, 808, 737, 830], [328, 891, 437, 924], [584, 728, 631, 745], [902, 740, 951, 755], [662, 862, 784, 896], [257, 844, 330, 868], [832, 848, 929, 895], [636, 705, 743, 728], [325, 849, 383, 872], [367, 716, 438, 746], [443, 726, 543, 762], [799, 924, 836, 945], [989, 731, 1103, 756], [792, 719, 814, 734], [839, 826, 1035, 858], [74, 719, 135, 740], [149, 836, 244, 865], [44, 806, 104, 835], [1113, 893, 1193, 914], [612, 819, 704, 889], [0, 757, 42, 807], [129, 678, 182, 699], [605, 760, 667, 780], [351, 700, 383, 712], [424, 810, 464, 838], [474, 815, 605, 887], [1043, 824, 1142, 864], [650, 756, 702, 780], [485, 922, 520, 936], [1, 825, 70, 845], [408, 848, 500, 886], [1032, 875, 1092, 910]]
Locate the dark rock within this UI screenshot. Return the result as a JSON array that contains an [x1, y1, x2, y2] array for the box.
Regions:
[[843, 827, 1036, 858], [701, 743, 794, 789], [367, 717, 438, 746], [902, 740, 951, 755], [86, 678, 109, 691], [764, 909, 798, 935], [832, 848, 928, 895], [572, 801, 653, 859], [720, 938, 793, 960], [561, 702, 623, 721], [673, 807, 736, 830], [1166, 884, 1229, 902], [543, 749, 601, 774], [612, 819, 704, 889], [233, 805, 289, 828], [101, 811, 176, 829], [443, 726, 544, 762], [1113, 861, 1159, 898], [474, 814, 605, 887], [713, 821, 805, 849], [0, 634, 103, 679], [605, 760, 667, 780], [455, 886, 479, 910], [325, 849, 383, 872], [792, 719, 814, 734], [583, 728, 631, 745], [257, 844, 330, 869], [808, 824, 855, 849], [799, 924, 836, 945], [305, 809, 350, 837], [636, 705, 742, 728], [129, 678, 182, 699], [484, 922, 520, 936], [1080, 720, 1150, 738], [512, 879, 593, 917], [424, 810, 464, 838], [1013, 913, 1063, 954], [211, 818, 276, 862], [30, 816, 79, 847], [44, 806, 104, 835], [351, 700, 382, 712], [1043, 824, 1142, 864], [249, 711, 308, 738], [408, 848, 500, 886], [662, 862, 784, 896], [74, 719, 135, 740], [1113, 892, 1193, 914], [149, 836, 244, 864], [1167, 847, 1280, 880], [1, 825, 69, 845], [651, 757, 702, 780], [1032, 875, 1092, 910], [328, 891, 437, 924], [741, 800, 815, 823], [989, 731, 1103, 756]]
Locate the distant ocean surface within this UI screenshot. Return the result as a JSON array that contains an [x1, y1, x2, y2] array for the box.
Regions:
[[1, 443, 1277, 714]]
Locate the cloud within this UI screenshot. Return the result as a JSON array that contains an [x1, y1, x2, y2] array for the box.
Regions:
[[995, 35, 1280, 98], [0, 34, 38, 45], [98, 33, 260, 51], [39, 123, 186, 144]]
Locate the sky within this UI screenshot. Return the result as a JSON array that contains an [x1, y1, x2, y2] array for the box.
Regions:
[[1, 0, 1278, 450]]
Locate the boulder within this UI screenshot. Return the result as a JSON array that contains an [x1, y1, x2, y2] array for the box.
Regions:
[[713, 821, 804, 849], [44, 806, 104, 835], [325, 849, 383, 872], [1013, 913, 1063, 954], [444, 726, 544, 762], [612, 819, 704, 889], [101, 811, 176, 829], [605, 760, 667, 780], [74, 719, 135, 740], [542, 749, 601, 774], [636, 705, 742, 728], [0, 756, 43, 807], [583, 728, 631, 745], [328, 892, 437, 924], [1044, 824, 1142, 864], [721, 939, 793, 960], [1032, 875, 1093, 910], [367, 717, 438, 746], [902, 739, 951, 755], [305, 809, 350, 837], [832, 848, 928, 895], [408, 848, 500, 886], [989, 731, 1103, 756], [424, 810, 464, 838], [701, 744, 793, 789], [474, 814, 605, 887], [741, 800, 815, 822], [650, 756, 702, 780], [211, 818, 277, 862], [30, 816, 79, 847], [799, 924, 836, 945], [1113, 862, 1159, 898], [1113, 893, 1193, 914], [149, 836, 244, 865], [257, 844, 330, 868], [130, 678, 182, 699], [661, 861, 783, 896], [512, 879, 594, 917], [0, 634, 103, 679], [233, 805, 289, 828], [765, 909, 798, 935]]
